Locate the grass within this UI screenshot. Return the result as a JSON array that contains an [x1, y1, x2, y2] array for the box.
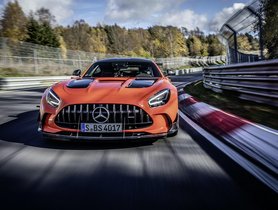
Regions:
[[0, 68, 23, 77], [184, 81, 278, 130], [0, 68, 72, 77], [0, 68, 41, 77], [176, 65, 192, 70]]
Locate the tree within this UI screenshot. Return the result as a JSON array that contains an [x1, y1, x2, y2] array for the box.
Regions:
[[245, 33, 259, 51], [237, 34, 252, 51], [63, 20, 93, 51], [35, 8, 56, 25], [89, 26, 108, 53], [105, 24, 128, 54], [147, 26, 188, 57], [165, 26, 189, 57], [207, 35, 225, 56], [123, 29, 150, 57], [0, 0, 28, 41], [187, 35, 202, 56], [262, 0, 278, 59], [25, 11, 60, 47], [25, 16, 41, 44]]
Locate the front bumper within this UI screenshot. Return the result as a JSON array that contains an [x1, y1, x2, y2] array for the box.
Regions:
[[39, 100, 178, 141], [42, 131, 167, 141]]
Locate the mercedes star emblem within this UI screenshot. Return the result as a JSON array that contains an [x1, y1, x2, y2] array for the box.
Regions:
[[92, 107, 110, 123]]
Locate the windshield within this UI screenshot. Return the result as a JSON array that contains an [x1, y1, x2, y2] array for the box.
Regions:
[[84, 61, 162, 78]]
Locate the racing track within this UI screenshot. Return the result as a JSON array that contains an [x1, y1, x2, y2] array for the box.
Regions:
[[0, 73, 277, 210]]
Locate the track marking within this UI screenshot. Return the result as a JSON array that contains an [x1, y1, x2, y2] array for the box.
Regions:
[[179, 110, 278, 193]]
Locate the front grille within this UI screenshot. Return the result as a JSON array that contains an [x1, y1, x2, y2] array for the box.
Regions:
[[55, 104, 153, 130]]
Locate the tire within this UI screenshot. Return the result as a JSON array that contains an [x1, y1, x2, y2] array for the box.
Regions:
[[167, 129, 178, 137], [42, 135, 51, 141], [167, 113, 179, 137]]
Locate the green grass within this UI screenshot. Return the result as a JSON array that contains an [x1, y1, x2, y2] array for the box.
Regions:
[[0, 68, 39, 77], [0, 68, 22, 77], [176, 65, 192, 70], [0, 68, 72, 77], [184, 81, 278, 130]]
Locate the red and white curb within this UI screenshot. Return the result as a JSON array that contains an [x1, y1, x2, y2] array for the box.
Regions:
[[178, 89, 278, 192]]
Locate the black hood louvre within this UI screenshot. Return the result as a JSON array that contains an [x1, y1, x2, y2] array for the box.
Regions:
[[128, 79, 156, 88], [67, 79, 93, 88]]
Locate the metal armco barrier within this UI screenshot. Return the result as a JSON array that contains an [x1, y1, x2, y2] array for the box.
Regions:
[[0, 69, 202, 90], [203, 59, 278, 106], [175, 67, 203, 75], [0, 76, 69, 90]]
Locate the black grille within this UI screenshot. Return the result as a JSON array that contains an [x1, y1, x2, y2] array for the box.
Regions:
[[55, 104, 153, 130]]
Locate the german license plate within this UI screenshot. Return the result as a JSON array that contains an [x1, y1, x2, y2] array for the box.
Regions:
[[80, 123, 122, 133]]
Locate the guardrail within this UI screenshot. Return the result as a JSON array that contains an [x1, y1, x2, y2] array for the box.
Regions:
[[156, 55, 226, 68], [174, 67, 203, 75], [0, 68, 203, 90], [203, 59, 278, 106], [0, 76, 69, 90]]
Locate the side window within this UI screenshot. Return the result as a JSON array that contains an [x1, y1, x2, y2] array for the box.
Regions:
[[89, 65, 102, 77], [146, 66, 154, 76], [93, 66, 101, 76]]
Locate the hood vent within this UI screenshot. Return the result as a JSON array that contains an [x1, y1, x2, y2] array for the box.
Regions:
[[67, 79, 93, 88], [128, 79, 156, 88]]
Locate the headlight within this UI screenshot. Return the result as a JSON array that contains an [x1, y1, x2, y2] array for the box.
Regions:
[[46, 88, 60, 107], [149, 89, 170, 107]]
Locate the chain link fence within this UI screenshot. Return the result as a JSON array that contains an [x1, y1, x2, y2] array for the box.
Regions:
[[0, 37, 226, 76], [156, 56, 226, 69], [0, 37, 123, 76], [219, 0, 263, 64]]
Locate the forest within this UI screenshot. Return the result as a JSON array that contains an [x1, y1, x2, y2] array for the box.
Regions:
[[0, 0, 274, 58]]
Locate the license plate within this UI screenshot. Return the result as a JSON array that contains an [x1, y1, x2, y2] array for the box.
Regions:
[[80, 123, 122, 133]]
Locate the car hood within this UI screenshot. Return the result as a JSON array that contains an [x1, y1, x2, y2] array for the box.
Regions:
[[51, 77, 171, 105]]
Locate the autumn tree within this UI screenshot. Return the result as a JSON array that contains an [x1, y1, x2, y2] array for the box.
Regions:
[[89, 26, 108, 53], [0, 0, 229, 59], [123, 29, 151, 57], [165, 26, 189, 57], [237, 34, 252, 51], [147, 26, 188, 57], [0, 0, 28, 41], [54, 26, 67, 58], [148, 26, 165, 57], [207, 35, 225, 56], [187, 35, 202, 56], [62, 20, 92, 51], [245, 33, 259, 51]]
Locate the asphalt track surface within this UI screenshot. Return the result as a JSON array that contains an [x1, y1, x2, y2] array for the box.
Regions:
[[0, 74, 277, 210]]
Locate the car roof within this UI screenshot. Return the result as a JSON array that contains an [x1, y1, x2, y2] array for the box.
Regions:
[[95, 57, 154, 64]]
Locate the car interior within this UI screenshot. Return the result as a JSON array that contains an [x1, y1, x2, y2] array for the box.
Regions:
[[85, 62, 161, 78]]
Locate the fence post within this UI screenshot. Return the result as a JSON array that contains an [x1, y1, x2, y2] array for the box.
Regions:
[[1, 38, 7, 66], [78, 53, 81, 69], [33, 49, 38, 75]]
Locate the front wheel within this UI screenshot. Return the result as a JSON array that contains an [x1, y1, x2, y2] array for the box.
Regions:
[[167, 129, 178, 137], [167, 114, 179, 137]]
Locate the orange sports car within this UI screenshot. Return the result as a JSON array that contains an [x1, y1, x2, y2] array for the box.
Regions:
[[38, 58, 178, 141]]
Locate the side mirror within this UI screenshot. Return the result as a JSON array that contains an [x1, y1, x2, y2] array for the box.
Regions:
[[72, 69, 81, 76]]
